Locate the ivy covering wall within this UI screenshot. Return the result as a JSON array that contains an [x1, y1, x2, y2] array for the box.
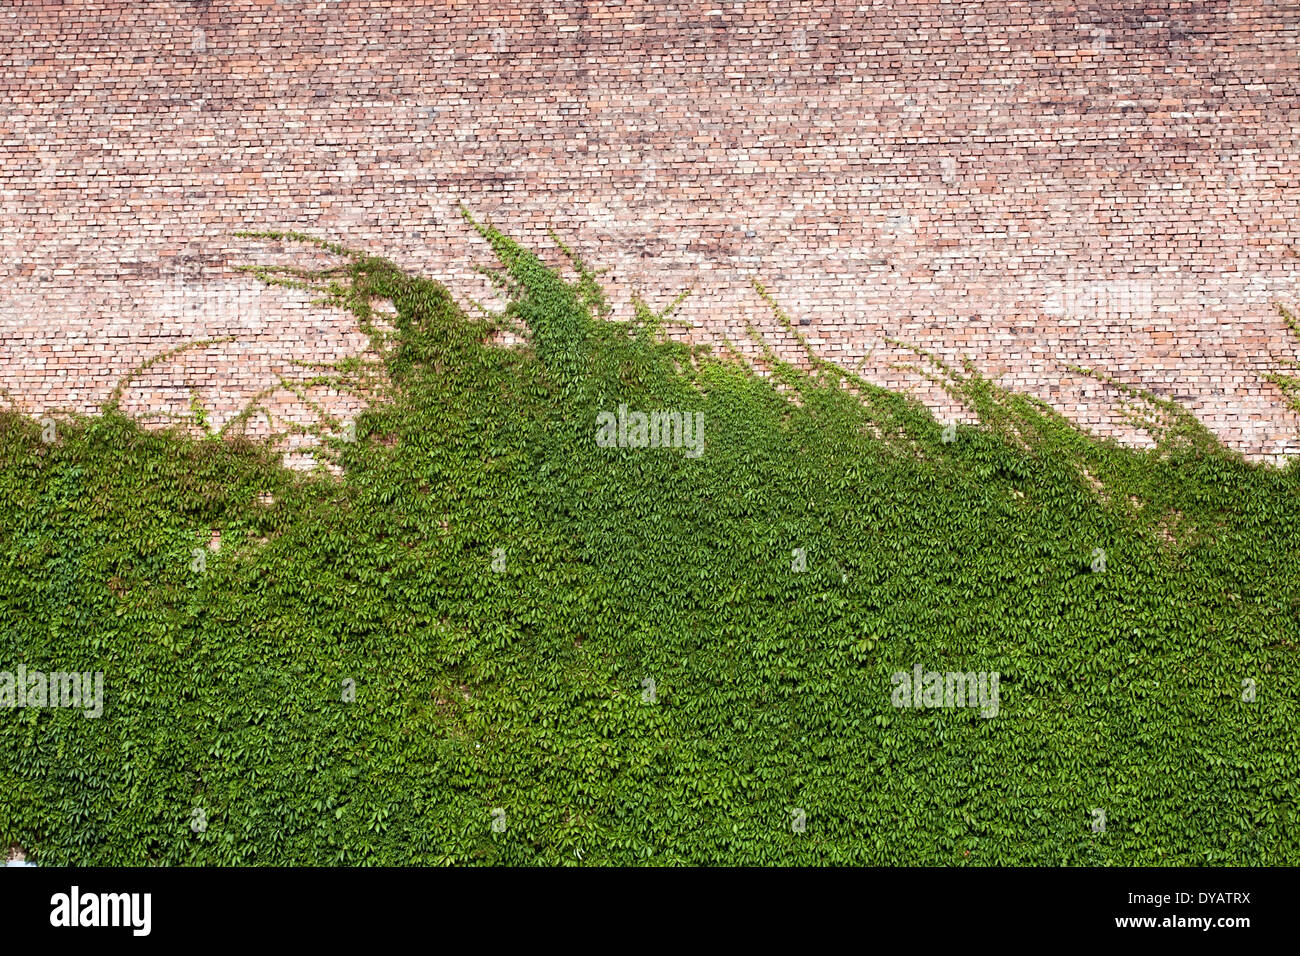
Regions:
[[1, 219, 1297, 865]]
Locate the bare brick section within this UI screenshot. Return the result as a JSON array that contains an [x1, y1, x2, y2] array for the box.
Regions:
[[2, 0, 1298, 464]]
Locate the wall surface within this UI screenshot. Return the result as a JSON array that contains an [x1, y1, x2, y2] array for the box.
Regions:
[[2, 0, 1298, 465]]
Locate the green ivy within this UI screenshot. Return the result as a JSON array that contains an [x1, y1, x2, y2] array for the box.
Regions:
[[1, 218, 1297, 865]]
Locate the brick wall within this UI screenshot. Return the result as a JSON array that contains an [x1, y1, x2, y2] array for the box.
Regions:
[[2, 0, 1298, 466]]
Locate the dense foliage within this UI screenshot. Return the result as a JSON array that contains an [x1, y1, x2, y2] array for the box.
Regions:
[[2, 219, 1297, 865]]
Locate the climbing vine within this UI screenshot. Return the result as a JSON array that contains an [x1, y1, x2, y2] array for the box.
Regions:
[[1, 216, 1297, 865]]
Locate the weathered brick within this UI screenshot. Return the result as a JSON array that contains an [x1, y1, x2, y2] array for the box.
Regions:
[[0, 0, 1297, 463]]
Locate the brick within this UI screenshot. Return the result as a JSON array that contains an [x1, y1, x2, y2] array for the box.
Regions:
[[0, 0, 1297, 463]]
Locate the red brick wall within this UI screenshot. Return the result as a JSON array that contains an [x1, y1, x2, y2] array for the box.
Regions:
[[2, 0, 1298, 465]]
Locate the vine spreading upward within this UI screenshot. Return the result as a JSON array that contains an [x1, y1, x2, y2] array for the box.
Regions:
[[1, 218, 1297, 865]]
